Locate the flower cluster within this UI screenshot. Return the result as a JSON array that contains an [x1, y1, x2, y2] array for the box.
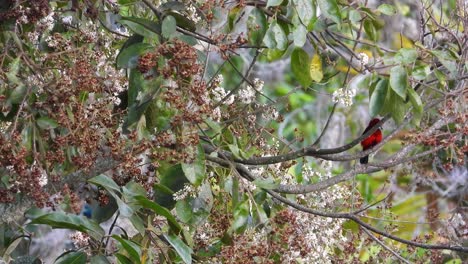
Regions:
[[332, 88, 357, 107], [238, 78, 264, 104], [173, 183, 200, 201], [69, 231, 90, 249], [358, 52, 369, 66]]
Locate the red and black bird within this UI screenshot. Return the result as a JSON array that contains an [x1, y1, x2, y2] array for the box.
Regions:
[[360, 118, 382, 164]]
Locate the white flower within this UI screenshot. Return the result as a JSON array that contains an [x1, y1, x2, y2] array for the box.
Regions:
[[187, 4, 201, 24], [238, 85, 256, 104], [358, 52, 369, 66], [173, 183, 199, 201], [38, 173, 48, 187], [332, 88, 356, 107], [212, 107, 221, 121], [69, 231, 90, 248], [253, 78, 264, 91], [61, 15, 73, 25]]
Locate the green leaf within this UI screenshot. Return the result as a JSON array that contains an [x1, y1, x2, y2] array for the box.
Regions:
[[231, 200, 249, 232], [181, 145, 206, 185], [154, 164, 189, 209], [252, 178, 279, 190], [115, 253, 133, 264], [176, 200, 193, 223], [412, 64, 430, 80], [163, 234, 193, 264], [395, 48, 418, 65], [407, 88, 423, 126], [128, 69, 144, 108], [369, 79, 388, 117], [266, 0, 283, 7], [293, 24, 307, 47], [112, 191, 134, 218], [134, 195, 182, 232], [430, 50, 458, 77], [293, 0, 315, 26], [377, 4, 397, 16], [317, 0, 341, 25], [349, 9, 361, 23], [6, 57, 21, 85], [291, 48, 312, 87], [124, 77, 162, 132], [36, 117, 59, 129], [165, 11, 196, 32], [388, 90, 406, 124], [363, 18, 377, 41], [116, 43, 153, 69], [56, 251, 87, 264], [29, 212, 105, 240], [247, 8, 267, 46], [9, 85, 26, 104], [162, 15, 177, 39], [112, 236, 142, 264], [89, 175, 134, 217], [389, 65, 408, 99], [88, 175, 121, 194], [263, 21, 288, 50], [89, 255, 111, 264], [119, 17, 161, 39]]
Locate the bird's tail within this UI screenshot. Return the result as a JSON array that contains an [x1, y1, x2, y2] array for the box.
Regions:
[[360, 155, 369, 164]]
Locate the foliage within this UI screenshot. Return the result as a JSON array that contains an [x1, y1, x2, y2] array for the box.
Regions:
[[0, 0, 467, 263]]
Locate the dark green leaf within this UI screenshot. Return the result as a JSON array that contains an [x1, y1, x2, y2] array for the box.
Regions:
[[363, 19, 377, 41], [116, 43, 153, 69], [291, 48, 312, 87], [369, 79, 388, 117], [154, 164, 189, 209], [162, 15, 177, 39], [247, 8, 267, 46], [88, 174, 121, 194], [128, 69, 144, 108], [388, 90, 406, 124], [389, 65, 407, 99], [55, 251, 87, 264], [317, 0, 341, 25], [29, 212, 104, 240], [119, 17, 160, 39], [135, 195, 182, 233], [89, 255, 111, 264], [163, 234, 193, 264], [119, 17, 161, 36], [407, 88, 423, 126], [112, 236, 141, 264], [115, 254, 133, 264], [165, 12, 196, 32], [124, 77, 162, 132]]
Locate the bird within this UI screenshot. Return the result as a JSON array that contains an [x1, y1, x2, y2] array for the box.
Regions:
[[360, 118, 382, 164]]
